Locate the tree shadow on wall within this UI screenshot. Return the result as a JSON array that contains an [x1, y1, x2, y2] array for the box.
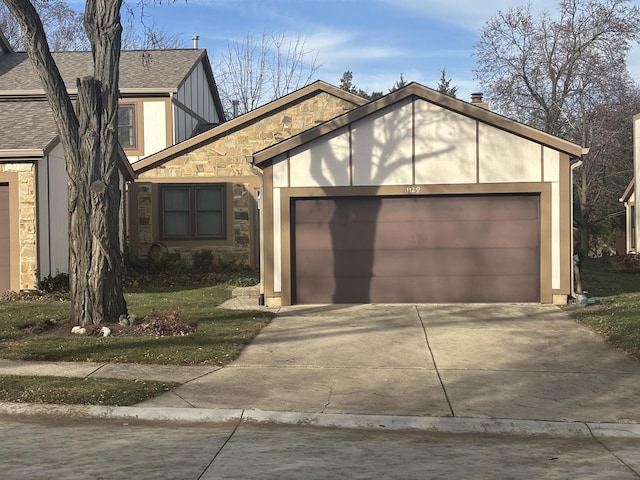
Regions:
[[295, 96, 456, 304]]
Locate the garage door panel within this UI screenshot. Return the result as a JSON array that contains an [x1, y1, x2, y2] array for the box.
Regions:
[[295, 196, 539, 224], [296, 275, 539, 304], [296, 219, 538, 251], [0, 185, 10, 292], [296, 247, 539, 278], [371, 275, 538, 303], [293, 195, 540, 304]]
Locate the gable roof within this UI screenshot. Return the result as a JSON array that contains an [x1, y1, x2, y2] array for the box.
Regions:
[[252, 82, 584, 166], [0, 48, 214, 94], [620, 179, 634, 203], [132, 80, 368, 174], [0, 98, 134, 181]]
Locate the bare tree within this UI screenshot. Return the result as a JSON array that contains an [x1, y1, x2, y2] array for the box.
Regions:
[[475, 0, 640, 255], [214, 32, 321, 116], [2, 0, 184, 51], [1, 0, 87, 50], [4, 0, 127, 325]]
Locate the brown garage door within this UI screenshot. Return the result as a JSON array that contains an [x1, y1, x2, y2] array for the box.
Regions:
[[293, 195, 540, 304], [0, 185, 10, 293]]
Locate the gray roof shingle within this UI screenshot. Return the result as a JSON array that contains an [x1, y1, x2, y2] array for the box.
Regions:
[[0, 99, 59, 150], [0, 49, 207, 92]]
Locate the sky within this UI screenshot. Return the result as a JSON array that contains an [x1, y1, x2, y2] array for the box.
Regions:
[[120, 0, 640, 102]]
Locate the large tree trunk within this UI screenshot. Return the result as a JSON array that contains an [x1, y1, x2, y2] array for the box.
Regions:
[[5, 0, 127, 326]]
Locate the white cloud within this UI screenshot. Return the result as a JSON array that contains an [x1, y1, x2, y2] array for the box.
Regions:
[[305, 29, 403, 69]]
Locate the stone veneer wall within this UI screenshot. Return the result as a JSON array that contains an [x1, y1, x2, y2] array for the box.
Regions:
[[135, 92, 360, 265], [0, 162, 37, 290]]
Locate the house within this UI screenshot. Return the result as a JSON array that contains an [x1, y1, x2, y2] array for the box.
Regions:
[[0, 30, 224, 292], [252, 83, 585, 306], [620, 113, 640, 254], [128, 81, 367, 268]]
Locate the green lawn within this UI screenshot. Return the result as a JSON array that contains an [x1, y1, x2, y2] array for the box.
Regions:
[[0, 283, 273, 405], [0, 284, 273, 365], [569, 260, 640, 361], [0, 375, 179, 406]]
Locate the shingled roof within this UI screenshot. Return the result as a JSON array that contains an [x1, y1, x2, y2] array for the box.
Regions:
[[0, 49, 210, 93], [0, 98, 58, 151]]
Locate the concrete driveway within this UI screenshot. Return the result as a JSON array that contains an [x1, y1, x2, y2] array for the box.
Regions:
[[141, 303, 640, 424]]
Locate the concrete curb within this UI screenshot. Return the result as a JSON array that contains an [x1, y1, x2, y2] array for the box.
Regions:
[[1, 402, 638, 439]]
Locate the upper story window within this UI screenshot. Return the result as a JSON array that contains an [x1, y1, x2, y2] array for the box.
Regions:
[[117, 104, 137, 149]]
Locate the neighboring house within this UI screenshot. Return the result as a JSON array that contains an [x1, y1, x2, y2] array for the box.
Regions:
[[128, 81, 366, 268], [0, 30, 224, 292], [0, 43, 224, 163], [252, 83, 585, 306], [620, 113, 640, 253]]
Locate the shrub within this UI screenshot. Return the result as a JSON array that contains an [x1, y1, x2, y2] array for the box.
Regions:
[[137, 310, 197, 336], [38, 271, 70, 293], [609, 254, 640, 273], [192, 249, 216, 273]]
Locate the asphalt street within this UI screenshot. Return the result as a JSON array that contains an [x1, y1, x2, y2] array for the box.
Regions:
[[2, 415, 640, 479]]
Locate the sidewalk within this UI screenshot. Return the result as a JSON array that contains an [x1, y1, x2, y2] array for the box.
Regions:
[[1, 293, 640, 440]]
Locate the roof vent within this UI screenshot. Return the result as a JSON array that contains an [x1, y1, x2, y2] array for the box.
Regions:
[[192, 35, 200, 49]]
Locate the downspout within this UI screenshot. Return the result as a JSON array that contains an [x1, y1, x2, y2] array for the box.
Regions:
[[247, 155, 265, 306], [570, 150, 587, 299]]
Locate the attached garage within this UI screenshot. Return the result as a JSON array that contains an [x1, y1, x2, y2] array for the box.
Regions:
[[253, 83, 584, 306], [0, 184, 9, 292], [293, 195, 540, 304]]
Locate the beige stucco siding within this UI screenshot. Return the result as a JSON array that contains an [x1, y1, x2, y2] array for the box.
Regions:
[[273, 188, 281, 292], [543, 147, 560, 182], [123, 98, 172, 163], [273, 154, 289, 188], [414, 100, 477, 184], [289, 128, 351, 187], [143, 101, 169, 157], [544, 147, 561, 289], [478, 123, 542, 183], [352, 99, 413, 186]]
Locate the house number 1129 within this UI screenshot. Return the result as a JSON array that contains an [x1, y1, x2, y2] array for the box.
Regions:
[[406, 186, 421, 194]]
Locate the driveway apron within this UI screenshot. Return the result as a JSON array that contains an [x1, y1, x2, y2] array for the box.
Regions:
[[140, 303, 640, 424]]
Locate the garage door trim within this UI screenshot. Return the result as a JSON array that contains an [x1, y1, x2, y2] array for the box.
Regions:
[[277, 183, 553, 305], [0, 172, 20, 293]]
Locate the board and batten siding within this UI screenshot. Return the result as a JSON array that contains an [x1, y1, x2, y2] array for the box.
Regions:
[[266, 97, 571, 305], [37, 143, 69, 280], [174, 60, 221, 143]]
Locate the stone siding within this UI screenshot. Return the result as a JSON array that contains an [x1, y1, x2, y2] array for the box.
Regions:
[[0, 162, 37, 289], [134, 92, 360, 266]]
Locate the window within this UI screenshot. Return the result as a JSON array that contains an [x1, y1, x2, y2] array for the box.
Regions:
[[118, 104, 137, 149], [160, 184, 225, 240]]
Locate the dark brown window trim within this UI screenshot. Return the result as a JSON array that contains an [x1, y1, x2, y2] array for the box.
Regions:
[[159, 183, 226, 241], [118, 103, 138, 149]]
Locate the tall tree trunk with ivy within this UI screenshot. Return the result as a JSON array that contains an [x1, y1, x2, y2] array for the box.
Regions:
[[5, 0, 127, 325]]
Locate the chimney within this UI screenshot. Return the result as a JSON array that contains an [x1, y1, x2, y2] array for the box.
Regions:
[[192, 35, 200, 49], [232, 100, 239, 118], [470, 92, 490, 110]]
